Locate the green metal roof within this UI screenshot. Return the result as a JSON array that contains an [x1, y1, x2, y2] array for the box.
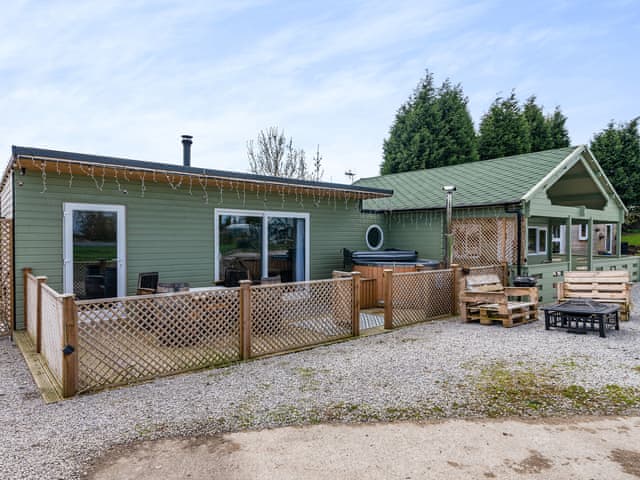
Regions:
[[357, 147, 578, 211]]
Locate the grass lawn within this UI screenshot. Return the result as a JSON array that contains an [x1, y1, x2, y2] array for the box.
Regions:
[[73, 245, 117, 262], [622, 232, 640, 247]]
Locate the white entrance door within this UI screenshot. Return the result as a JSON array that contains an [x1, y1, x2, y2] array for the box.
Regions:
[[63, 203, 126, 299]]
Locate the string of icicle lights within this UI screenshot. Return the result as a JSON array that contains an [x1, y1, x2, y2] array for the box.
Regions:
[[21, 157, 370, 211]]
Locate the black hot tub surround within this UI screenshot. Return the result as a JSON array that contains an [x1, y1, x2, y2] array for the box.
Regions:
[[343, 248, 440, 268]]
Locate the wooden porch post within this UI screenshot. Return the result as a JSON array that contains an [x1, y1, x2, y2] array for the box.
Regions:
[[61, 295, 78, 398], [383, 269, 393, 330], [239, 280, 252, 361], [351, 271, 361, 337], [587, 217, 594, 270], [565, 216, 572, 270], [616, 221, 622, 257]]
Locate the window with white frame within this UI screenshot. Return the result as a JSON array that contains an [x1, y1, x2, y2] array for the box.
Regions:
[[578, 223, 589, 240], [551, 225, 566, 254], [215, 209, 309, 284], [528, 227, 547, 255]]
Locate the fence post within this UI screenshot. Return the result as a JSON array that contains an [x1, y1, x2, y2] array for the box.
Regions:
[[35, 276, 47, 353], [239, 280, 252, 361], [23, 267, 32, 329], [351, 271, 361, 337], [383, 269, 393, 330], [451, 264, 461, 315], [61, 295, 78, 398]]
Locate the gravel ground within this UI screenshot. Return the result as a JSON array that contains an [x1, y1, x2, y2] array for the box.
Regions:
[[2, 288, 640, 479]]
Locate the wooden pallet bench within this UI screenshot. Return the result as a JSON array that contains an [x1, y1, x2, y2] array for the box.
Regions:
[[478, 301, 537, 327], [557, 270, 631, 321], [460, 273, 539, 328]]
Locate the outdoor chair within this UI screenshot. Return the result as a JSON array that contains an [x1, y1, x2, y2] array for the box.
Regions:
[[557, 270, 631, 321], [459, 273, 538, 327], [136, 272, 159, 295]]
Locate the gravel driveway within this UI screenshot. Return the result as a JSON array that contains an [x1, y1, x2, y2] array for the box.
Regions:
[[2, 289, 640, 479]]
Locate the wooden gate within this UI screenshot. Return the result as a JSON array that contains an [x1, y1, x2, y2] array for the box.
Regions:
[[0, 219, 13, 336]]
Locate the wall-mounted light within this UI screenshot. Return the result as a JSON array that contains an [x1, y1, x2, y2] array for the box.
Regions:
[[19, 167, 26, 176]]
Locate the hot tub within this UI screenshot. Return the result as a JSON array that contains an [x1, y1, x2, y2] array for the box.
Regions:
[[345, 249, 440, 303]]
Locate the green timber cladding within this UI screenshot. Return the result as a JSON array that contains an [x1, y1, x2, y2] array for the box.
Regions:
[[6, 147, 390, 329]]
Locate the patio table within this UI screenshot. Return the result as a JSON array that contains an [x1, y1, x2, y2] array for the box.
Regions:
[[541, 299, 619, 338]]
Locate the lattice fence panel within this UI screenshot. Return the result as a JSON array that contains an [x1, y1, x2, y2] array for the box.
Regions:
[[391, 269, 455, 328], [40, 285, 64, 386], [76, 288, 241, 392], [250, 278, 353, 357], [26, 273, 38, 343], [0, 219, 12, 336], [452, 217, 520, 267]]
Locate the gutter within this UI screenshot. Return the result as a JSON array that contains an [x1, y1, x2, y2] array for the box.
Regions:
[[361, 199, 524, 214]]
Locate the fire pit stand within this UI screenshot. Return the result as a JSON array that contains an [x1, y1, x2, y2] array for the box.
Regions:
[[541, 299, 620, 338]]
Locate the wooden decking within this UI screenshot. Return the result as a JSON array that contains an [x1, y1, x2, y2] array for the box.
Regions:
[[13, 331, 62, 403]]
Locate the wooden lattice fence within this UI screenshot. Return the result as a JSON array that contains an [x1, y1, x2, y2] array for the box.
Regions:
[[250, 278, 353, 357], [452, 217, 522, 267], [76, 288, 241, 392], [388, 269, 455, 328], [26, 272, 39, 344], [22, 265, 507, 396], [0, 219, 12, 337], [40, 284, 66, 387]]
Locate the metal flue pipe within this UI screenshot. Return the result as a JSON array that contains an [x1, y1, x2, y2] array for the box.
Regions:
[[443, 185, 456, 268], [181, 135, 193, 167]]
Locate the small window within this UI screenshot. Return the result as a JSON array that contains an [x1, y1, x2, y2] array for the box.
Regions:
[[578, 223, 589, 240], [527, 227, 547, 255], [365, 224, 384, 250]]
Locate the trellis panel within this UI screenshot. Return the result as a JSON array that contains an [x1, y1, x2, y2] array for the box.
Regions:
[[0, 219, 12, 336], [250, 278, 353, 357], [391, 269, 455, 327], [452, 217, 521, 267], [26, 273, 38, 343], [40, 284, 64, 386], [76, 288, 241, 392]]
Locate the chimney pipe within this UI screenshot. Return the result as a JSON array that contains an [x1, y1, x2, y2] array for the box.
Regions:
[[181, 135, 193, 167], [442, 185, 456, 268]]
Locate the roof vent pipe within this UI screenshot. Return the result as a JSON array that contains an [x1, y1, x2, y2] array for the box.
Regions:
[[181, 135, 193, 167], [443, 185, 456, 268]]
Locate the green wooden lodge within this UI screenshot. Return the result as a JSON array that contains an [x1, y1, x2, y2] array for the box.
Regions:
[[0, 142, 637, 330], [357, 145, 639, 301]]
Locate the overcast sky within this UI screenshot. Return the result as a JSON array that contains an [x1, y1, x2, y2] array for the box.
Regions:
[[1, 0, 638, 183]]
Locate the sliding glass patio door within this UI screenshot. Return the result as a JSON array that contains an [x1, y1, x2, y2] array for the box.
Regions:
[[215, 209, 309, 284], [63, 203, 126, 299]]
